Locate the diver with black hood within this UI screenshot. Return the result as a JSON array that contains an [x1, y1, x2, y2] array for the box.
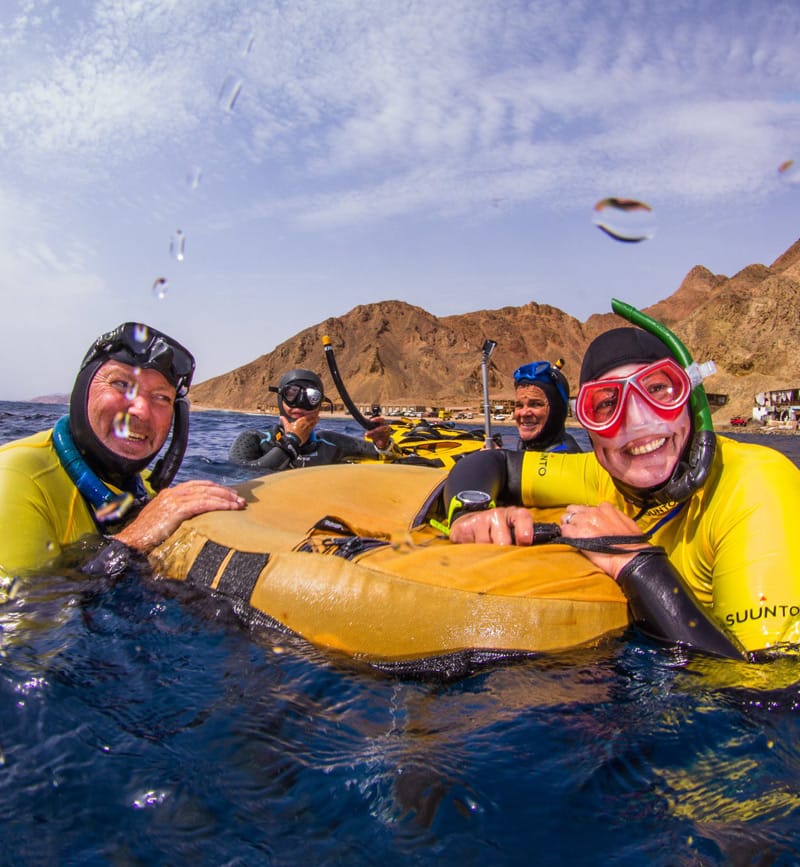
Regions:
[[229, 368, 399, 470], [0, 322, 245, 577], [511, 359, 581, 453], [440, 302, 800, 661]]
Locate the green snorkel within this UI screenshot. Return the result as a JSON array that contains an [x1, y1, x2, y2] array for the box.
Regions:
[[611, 298, 717, 505]]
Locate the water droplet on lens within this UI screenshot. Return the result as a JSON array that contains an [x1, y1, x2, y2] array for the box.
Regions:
[[592, 197, 656, 243], [152, 277, 168, 300], [125, 375, 140, 401], [133, 324, 149, 344], [186, 166, 202, 190], [218, 74, 243, 112], [778, 159, 799, 184], [95, 492, 134, 523], [113, 412, 131, 440], [170, 229, 185, 262]]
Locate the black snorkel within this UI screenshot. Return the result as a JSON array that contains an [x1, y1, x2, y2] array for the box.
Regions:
[[611, 299, 717, 507], [322, 336, 381, 430]]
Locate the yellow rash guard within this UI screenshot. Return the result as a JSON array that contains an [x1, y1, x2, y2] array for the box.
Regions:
[[0, 429, 152, 577], [447, 436, 800, 653]]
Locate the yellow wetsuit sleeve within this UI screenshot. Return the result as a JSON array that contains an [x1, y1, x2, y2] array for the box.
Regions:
[[688, 439, 800, 652], [518, 450, 615, 508]]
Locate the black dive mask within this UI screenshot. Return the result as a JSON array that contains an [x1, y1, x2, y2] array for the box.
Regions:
[[273, 383, 324, 410], [79, 323, 195, 396]]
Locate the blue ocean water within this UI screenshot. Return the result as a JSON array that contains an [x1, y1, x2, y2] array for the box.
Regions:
[[2, 400, 800, 866]]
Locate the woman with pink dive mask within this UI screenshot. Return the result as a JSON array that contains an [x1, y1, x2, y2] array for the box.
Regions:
[[575, 354, 694, 496]]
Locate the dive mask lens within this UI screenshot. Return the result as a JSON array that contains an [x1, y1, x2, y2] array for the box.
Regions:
[[576, 359, 691, 436], [281, 384, 323, 410], [139, 335, 195, 396]]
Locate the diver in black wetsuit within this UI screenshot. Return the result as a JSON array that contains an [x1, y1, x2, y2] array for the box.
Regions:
[[228, 369, 398, 470]]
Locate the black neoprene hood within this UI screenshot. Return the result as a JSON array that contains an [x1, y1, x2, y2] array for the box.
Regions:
[[580, 327, 672, 385], [277, 369, 324, 391]]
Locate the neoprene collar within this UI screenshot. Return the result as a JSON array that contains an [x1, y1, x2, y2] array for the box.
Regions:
[[52, 415, 148, 526]]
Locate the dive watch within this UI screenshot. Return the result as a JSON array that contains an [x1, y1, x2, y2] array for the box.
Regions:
[[447, 489, 495, 527]]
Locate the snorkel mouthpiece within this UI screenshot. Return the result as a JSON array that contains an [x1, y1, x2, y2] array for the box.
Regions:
[[609, 299, 717, 506]]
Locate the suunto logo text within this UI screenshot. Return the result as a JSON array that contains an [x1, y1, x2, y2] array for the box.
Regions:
[[725, 604, 800, 626], [537, 452, 548, 477]]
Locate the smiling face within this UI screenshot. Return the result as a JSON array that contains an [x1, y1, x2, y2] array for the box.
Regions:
[[513, 384, 551, 443], [587, 362, 692, 490], [87, 361, 176, 461]]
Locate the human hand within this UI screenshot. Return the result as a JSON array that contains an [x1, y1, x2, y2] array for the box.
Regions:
[[114, 480, 246, 553], [449, 507, 536, 546], [282, 410, 320, 445], [559, 502, 643, 579], [365, 417, 392, 450]]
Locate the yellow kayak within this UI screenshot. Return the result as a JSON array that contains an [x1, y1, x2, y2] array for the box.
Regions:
[[149, 463, 628, 670], [381, 417, 501, 468]]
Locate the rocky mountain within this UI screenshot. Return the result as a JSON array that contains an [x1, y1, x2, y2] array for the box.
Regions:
[[189, 238, 800, 419], [29, 394, 70, 405]]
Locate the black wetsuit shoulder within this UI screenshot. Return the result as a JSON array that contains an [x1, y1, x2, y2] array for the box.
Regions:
[[229, 425, 379, 470]]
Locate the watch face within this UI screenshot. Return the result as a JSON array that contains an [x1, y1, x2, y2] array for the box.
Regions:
[[458, 490, 491, 506]]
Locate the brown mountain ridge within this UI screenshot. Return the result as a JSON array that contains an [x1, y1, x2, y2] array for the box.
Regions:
[[190, 238, 800, 420]]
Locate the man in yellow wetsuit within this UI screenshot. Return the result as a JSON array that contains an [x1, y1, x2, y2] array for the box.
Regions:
[[443, 311, 800, 659], [0, 323, 245, 578]]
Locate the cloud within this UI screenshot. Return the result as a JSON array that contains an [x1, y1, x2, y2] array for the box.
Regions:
[[2, 0, 798, 216], [1, 0, 799, 402]]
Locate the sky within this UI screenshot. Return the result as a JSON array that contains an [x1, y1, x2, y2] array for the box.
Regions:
[[1, 0, 799, 401]]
